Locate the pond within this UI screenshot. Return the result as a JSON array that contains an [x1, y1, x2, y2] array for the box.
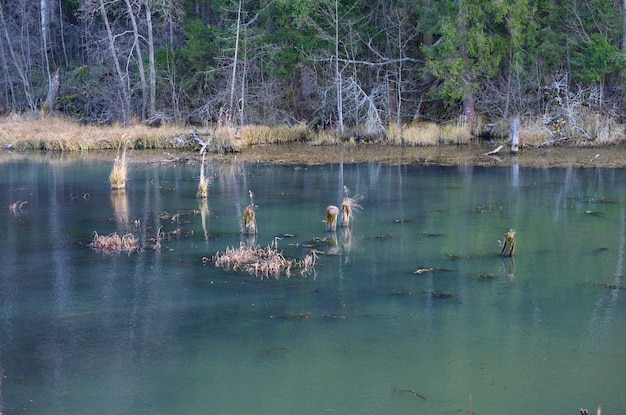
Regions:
[[1, 153, 624, 415]]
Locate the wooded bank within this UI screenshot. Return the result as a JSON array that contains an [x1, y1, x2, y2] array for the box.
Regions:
[[0, 1, 624, 143]]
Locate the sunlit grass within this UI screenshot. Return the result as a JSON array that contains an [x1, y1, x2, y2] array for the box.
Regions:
[[0, 112, 623, 152], [490, 113, 626, 148], [0, 113, 186, 151], [109, 145, 127, 190], [212, 123, 309, 149], [387, 118, 473, 146]]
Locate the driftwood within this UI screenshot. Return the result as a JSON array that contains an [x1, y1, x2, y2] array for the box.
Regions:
[[484, 145, 504, 156]]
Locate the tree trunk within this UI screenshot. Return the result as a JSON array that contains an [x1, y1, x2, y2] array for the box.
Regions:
[[510, 116, 520, 154], [146, 2, 156, 118], [0, 4, 35, 110], [623, 0, 626, 53], [228, 0, 242, 125], [458, 0, 475, 124], [99, 0, 131, 125], [334, 0, 344, 135], [124, 0, 147, 121], [41, 0, 54, 112], [45, 68, 59, 112]]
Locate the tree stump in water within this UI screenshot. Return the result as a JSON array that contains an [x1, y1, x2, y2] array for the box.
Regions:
[[501, 229, 516, 257], [326, 205, 339, 232], [243, 206, 257, 235]]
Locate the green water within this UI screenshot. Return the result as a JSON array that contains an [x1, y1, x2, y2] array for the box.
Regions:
[[0, 155, 624, 414]]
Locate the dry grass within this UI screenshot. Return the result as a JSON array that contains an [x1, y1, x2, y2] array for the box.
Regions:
[[340, 186, 363, 227], [0, 113, 187, 151], [212, 123, 309, 149], [109, 145, 127, 190], [212, 242, 317, 279], [196, 153, 212, 198], [491, 112, 626, 148], [88, 231, 140, 254], [1, 112, 622, 153], [387, 118, 473, 146]]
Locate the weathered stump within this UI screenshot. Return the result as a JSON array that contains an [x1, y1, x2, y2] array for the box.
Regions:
[[501, 229, 516, 257], [326, 205, 339, 232], [340, 200, 352, 227], [243, 206, 257, 235]]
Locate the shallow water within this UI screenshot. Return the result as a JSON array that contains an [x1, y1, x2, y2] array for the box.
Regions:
[[1, 154, 625, 415]]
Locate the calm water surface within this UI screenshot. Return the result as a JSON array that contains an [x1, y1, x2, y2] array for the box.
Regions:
[[1, 154, 625, 415]]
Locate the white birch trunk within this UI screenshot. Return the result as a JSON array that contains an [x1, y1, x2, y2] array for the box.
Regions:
[[510, 116, 520, 154]]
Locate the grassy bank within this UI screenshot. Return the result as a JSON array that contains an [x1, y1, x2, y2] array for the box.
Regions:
[[0, 112, 623, 153]]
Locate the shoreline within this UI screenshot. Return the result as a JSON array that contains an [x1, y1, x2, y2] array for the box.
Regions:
[[227, 143, 626, 168], [2, 142, 626, 169]]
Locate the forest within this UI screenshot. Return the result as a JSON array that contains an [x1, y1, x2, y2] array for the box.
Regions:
[[0, 0, 624, 142]]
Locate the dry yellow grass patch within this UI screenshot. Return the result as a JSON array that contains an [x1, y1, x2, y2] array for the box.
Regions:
[[499, 112, 625, 148], [0, 114, 185, 151], [109, 146, 127, 190], [387, 119, 473, 146], [212, 123, 309, 149]]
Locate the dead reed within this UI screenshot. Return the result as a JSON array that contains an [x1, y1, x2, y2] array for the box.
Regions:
[[212, 241, 317, 279], [387, 119, 473, 146], [9, 201, 27, 214], [109, 145, 128, 190], [0, 114, 185, 151], [2, 112, 622, 153], [89, 231, 140, 254], [196, 153, 212, 198], [340, 186, 363, 227]]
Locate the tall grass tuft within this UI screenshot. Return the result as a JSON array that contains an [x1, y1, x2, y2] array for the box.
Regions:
[[387, 118, 473, 146], [0, 114, 187, 151], [196, 153, 212, 198], [109, 144, 128, 190], [212, 123, 309, 149], [340, 186, 363, 227]]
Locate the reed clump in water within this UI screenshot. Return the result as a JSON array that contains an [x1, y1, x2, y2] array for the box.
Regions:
[[196, 153, 212, 198], [212, 241, 316, 279], [340, 186, 363, 227], [89, 231, 140, 254], [110, 145, 128, 190]]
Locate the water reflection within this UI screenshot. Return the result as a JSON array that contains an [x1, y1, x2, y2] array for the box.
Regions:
[[1, 156, 626, 415]]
